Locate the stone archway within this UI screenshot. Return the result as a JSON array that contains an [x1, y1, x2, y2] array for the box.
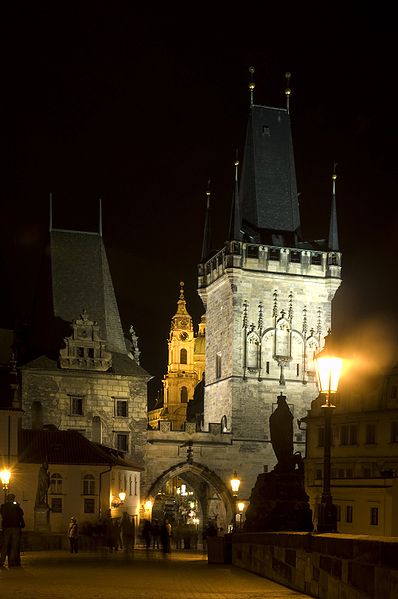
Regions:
[[145, 461, 234, 536]]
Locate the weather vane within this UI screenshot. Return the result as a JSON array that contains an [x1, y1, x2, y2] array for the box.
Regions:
[[249, 66, 255, 106], [285, 72, 291, 114]]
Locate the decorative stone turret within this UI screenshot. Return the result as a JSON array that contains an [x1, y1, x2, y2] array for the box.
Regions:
[[59, 309, 112, 371]]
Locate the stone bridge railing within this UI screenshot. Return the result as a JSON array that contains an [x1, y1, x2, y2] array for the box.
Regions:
[[231, 531, 398, 599]]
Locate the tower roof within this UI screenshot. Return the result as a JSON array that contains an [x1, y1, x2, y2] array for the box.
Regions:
[[50, 229, 127, 354], [171, 282, 193, 331], [239, 105, 301, 245]]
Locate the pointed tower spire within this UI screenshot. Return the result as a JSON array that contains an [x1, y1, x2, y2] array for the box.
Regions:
[[228, 151, 242, 241], [99, 197, 103, 237], [200, 180, 212, 262], [49, 192, 53, 232], [328, 163, 339, 251], [249, 66, 255, 106], [285, 72, 292, 115]]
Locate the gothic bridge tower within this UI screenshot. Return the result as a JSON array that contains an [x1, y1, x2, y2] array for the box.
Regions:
[[198, 74, 341, 449]]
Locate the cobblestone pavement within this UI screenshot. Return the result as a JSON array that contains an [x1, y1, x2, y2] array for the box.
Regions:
[[0, 548, 310, 599]]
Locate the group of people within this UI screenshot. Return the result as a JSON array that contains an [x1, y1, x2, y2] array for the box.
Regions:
[[140, 518, 171, 554]]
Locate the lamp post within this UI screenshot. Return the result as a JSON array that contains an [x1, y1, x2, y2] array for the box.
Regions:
[[0, 469, 11, 503], [230, 471, 241, 532], [314, 333, 343, 533]]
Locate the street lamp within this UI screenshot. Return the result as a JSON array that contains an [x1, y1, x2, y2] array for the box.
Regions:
[[0, 469, 11, 503], [314, 332, 343, 533], [230, 471, 241, 531]]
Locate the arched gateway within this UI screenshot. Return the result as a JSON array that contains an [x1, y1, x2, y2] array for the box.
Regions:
[[144, 461, 234, 535]]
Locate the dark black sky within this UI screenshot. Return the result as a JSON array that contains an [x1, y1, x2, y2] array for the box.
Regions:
[[2, 4, 398, 381]]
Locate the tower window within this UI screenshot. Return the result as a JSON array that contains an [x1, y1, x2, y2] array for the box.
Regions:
[[391, 385, 398, 399], [116, 433, 129, 452], [296, 364, 300, 377], [269, 248, 280, 261], [311, 253, 322, 265], [115, 400, 128, 418], [180, 386, 188, 403], [290, 251, 301, 263], [216, 353, 222, 379], [266, 361, 270, 374], [70, 396, 84, 416], [247, 245, 259, 258], [346, 505, 353, 523], [221, 415, 227, 432], [262, 125, 270, 136], [180, 348, 187, 364]]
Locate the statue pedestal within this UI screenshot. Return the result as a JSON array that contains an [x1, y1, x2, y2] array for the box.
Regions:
[[34, 506, 50, 532], [244, 470, 313, 532]]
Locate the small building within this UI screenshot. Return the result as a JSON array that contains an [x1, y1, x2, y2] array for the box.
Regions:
[[0, 364, 143, 534], [304, 364, 398, 535]]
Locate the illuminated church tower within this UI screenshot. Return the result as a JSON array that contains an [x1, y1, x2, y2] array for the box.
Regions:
[[148, 282, 205, 429], [198, 71, 341, 447]]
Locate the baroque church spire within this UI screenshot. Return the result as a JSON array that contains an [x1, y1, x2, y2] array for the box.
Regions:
[[328, 164, 339, 251]]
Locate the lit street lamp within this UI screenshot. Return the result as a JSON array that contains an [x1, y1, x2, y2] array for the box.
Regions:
[[230, 471, 241, 531], [0, 469, 11, 503], [314, 333, 343, 533]]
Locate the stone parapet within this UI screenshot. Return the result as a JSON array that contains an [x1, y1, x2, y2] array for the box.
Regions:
[[198, 242, 342, 289], [232, 531, 398, 598]]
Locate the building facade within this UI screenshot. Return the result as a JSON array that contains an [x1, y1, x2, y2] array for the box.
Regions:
[[304, 365, 398, 536]]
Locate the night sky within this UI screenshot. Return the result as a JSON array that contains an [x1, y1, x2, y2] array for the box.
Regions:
[[2, 5, 398, 383]]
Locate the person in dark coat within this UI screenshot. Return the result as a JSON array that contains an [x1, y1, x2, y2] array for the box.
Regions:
[[160, 518, 171, 555], [141, 519, 152, 551], [67, 517, 79, 553], [0, 493, 25, 567]]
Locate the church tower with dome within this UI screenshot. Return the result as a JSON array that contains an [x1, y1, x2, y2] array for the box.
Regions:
[[148, 282, 205, 429]]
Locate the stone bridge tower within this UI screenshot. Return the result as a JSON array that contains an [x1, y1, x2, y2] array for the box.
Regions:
[[198, 84, 341, 449]]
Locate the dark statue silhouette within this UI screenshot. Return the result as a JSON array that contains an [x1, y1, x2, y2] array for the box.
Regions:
[[243, 393, 313, 532]]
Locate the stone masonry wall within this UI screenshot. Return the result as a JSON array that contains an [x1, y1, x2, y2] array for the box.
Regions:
[[232, 532, 398, 599], [21, 368, 148, 463]]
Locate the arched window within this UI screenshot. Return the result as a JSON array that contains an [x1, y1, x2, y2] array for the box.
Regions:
[[82, 474, 95, 495], [50, 473, 62, 494], [180, 386, 188, 403], [221, 415, 228, 433], [247, 332, 259, 369], [180, 348, 187, 364]]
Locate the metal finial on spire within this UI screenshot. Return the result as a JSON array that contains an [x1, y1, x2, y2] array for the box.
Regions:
[[99, 197, 103, 237], [234, 149, 239, 182], [249, 66, 255, 106], [49, 192, 53, 232], [206, 179, 211, 208], [201, 180, 212, 262], [179, 281, 185, 299], [328, 162, 339, 251], [332, 162, 337, 195], [285, 72, 292, 114]]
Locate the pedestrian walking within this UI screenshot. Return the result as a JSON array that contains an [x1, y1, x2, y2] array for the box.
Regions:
[[141, 519, 152, 551], [67, 517, 79, 553], [120, 512, 135, 552], [0, 493, 25, 567], [151, 519, 160, 549], [160, 518, 171, 555]]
